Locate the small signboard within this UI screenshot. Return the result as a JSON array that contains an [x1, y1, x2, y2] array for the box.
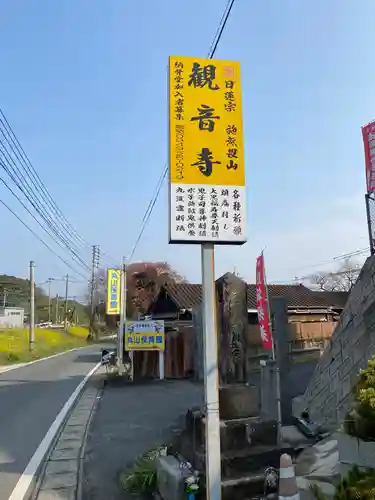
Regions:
[[125, 320, 165, 351]]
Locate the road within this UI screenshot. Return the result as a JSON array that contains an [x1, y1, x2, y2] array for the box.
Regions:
[[0, 345, 104, 500]]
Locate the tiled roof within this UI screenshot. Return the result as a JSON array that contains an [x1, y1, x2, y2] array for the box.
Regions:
[[163, 283, 202, 309], [161, 281, 334, 310], [247, 284, 332, 309], [312, 290, 349, 309]]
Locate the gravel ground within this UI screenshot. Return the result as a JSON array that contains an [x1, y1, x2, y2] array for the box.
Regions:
[[81, 378, 203, 500]]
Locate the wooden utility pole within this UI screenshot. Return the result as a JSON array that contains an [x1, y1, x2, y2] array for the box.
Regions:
[[64, 274, 69, 332], [89, 245, 100, 340]]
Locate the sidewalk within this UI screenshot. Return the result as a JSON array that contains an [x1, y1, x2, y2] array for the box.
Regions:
[[81, 378, 203, 500]]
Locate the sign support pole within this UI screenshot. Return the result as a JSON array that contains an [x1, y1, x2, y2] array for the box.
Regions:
[[118, 260, 126, 375], [201, 243, 221, 500], [159, 351, 165, 380]]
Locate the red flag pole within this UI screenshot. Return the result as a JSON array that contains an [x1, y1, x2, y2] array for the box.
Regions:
[[261, 250, 282, 444]]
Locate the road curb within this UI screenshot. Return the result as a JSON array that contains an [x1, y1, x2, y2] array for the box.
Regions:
[[76, 375, 106, 500], [30, 368, 105, 500], [7, 363, 102, 500]]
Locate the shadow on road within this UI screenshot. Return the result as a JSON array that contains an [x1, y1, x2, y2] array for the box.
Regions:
[[73, 353, 101, 364]]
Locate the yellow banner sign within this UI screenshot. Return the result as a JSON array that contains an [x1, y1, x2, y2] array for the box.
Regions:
[[125, 321, 165, 351], [106, 269, 121, 315], [168, 55, 246, 245]]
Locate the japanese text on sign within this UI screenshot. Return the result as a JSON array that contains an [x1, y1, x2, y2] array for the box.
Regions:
[[125, 320, 165, 351], [168, 56, 246, 245], [255, 255, 273, 350], [106, 269, 121, 315]]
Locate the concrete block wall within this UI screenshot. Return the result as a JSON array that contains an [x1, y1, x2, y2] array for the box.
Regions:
[[297, 255, 375, 429]]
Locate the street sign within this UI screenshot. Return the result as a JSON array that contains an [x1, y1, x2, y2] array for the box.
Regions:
[[125, 320, 165, 351], [106, 269, 121, 315], [168, 56, 246, 245]]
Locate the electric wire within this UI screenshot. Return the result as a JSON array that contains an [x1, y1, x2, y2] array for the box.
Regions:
[[0, 196, 88, 279]]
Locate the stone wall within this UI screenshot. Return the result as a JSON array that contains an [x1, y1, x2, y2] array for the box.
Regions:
[[295, 255, 375, 429]]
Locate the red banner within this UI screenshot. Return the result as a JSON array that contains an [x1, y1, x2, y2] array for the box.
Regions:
[[362, 121, 375, 194], [255, 254, 273, 350]]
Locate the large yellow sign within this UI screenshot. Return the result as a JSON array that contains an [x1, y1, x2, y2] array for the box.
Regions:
[[106, 269, 121, 315], [168, 56, 246, 245]]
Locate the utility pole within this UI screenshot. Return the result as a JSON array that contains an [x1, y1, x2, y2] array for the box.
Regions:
[[29, 261, 35, 349], [89, 245, 100, 340], [55, 294, 59, 324], [47, 278, 52, 322], [64, 274, 69, 333]]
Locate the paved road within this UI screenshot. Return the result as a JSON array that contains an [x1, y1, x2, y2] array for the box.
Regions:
[[82, 379, 203, 500], [0, 345, 105, 500]]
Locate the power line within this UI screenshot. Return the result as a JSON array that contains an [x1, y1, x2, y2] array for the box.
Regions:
[[0, 135, 90, 268], [0, 172, 90, 272], [127, 0, 236, 262], [0, 110, 92, 252], [0, 196, 88, 279], [0, 108, 119, 273]]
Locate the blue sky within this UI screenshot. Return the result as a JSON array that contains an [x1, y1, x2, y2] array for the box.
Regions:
[[0, 0, 374, 297]]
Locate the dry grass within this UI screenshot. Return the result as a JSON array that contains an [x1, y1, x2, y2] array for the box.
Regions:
[[0, 328, 86, 365]]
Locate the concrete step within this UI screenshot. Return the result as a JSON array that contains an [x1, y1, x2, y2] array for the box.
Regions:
[[194, 444, 294, 478], [186, 409, 278, 453], [221, 470, 277, 500]]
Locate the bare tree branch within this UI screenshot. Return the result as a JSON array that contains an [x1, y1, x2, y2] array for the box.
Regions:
[[305, 258, 361, 292]]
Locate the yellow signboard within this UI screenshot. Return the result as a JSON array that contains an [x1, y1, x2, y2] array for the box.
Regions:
[[125, 321, 165, 351], [168, 55, 246, 245], [106, 269, 121, 315]]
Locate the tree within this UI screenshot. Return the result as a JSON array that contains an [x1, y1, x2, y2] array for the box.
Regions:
[[305, 258, 361, 292], [93, 262, 185, 327]]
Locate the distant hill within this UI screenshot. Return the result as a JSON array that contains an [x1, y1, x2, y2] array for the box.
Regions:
[[0, 275, 89, 324]]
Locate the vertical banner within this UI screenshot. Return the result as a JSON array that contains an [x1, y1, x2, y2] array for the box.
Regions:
[[255, 254, 273, 350], [362, 120, 375, 194], [168, 56, 246, 245], [106, 269, 121, 315]]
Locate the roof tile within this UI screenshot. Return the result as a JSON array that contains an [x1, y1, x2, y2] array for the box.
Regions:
[[162, 281, 338, 310]]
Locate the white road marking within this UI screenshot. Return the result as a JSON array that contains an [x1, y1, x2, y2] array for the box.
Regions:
[[7, 361, 101, 500], [0, 347, 86, 375]]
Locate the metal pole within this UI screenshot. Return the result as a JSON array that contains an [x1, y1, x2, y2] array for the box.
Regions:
[[159, 350, 165, 380], [263, 251, 282, 444], [118, 261, 126, 374], [365, 193, 375, 256], [64, 274, 69, 333], [201, 243, 221, 500], [29, 261, 35, 349], [48, 278, 52, 322]]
